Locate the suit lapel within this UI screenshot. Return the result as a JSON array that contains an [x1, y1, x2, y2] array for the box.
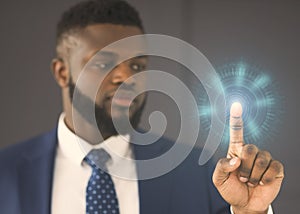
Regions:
[[133, 136, 173, 214], [17, 129, 57, 214]]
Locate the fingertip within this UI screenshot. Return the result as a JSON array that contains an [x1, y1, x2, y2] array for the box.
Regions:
[[230, 102, 243, 117]]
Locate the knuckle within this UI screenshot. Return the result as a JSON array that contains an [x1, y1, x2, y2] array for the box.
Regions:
[[262, 176, 273, 184], [249, 178, 259, 185], [218, 158, 229, 168], [255, 157, 269, 169], [219, 158, 227, 165], [239, 167, 251, 177], [270, 160, 284, 173], [243, 144, 258, 156], [260, 150, 272, 160]]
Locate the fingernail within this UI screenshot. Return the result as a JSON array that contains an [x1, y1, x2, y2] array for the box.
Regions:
[[247, 182, 255, 187], [239, 177, 248, 182], [230, 157, 238, 166], [259, 181, 264, 186]]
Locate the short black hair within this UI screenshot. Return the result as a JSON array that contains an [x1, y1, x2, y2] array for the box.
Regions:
[[56, 0, 144, 47]]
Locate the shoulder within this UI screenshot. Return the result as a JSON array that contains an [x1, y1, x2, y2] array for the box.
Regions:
[[0, 128, 57, 167]]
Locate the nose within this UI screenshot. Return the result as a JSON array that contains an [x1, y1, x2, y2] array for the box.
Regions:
[[111, 63, 136, 86]]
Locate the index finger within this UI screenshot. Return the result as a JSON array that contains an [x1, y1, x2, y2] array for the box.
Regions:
[[227, 102, 244, 158]]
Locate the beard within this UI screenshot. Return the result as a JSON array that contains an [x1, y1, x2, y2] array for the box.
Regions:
[[68, 76, 146, 138]]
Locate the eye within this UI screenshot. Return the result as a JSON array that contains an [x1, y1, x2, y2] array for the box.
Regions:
[[89, 61, 114, 71], [130, 63, 146, 72], [98, 63, 107, 69]]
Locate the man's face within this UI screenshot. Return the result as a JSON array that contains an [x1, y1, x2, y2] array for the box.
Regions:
[[66, 24, 147, 136]]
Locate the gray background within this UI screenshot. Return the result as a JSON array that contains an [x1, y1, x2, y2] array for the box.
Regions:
[[0, 0, 299, 212]]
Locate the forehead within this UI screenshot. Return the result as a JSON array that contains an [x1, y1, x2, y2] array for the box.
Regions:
[[82, 24, 143, 46], [74, 24, 146, 61]]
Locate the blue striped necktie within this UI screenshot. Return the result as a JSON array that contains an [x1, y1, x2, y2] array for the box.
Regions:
[[84, 149, 120, 214]]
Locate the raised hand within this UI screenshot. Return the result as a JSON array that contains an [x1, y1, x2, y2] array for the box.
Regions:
[[213, 102, 284, 214]]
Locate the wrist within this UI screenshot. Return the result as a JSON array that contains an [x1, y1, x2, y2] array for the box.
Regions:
[[232, 206, 268, 214]]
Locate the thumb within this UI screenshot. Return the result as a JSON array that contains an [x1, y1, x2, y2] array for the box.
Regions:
[[213, 157, 241, 187]]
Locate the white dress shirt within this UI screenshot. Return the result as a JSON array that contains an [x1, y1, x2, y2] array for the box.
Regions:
[[51, 113, 139, 214]]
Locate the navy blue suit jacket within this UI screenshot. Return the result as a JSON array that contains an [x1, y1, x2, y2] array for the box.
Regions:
[[0, 128, 229, 214]]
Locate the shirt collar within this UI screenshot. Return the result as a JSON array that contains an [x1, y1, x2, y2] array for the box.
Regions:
[[57, 113, 133, 166]]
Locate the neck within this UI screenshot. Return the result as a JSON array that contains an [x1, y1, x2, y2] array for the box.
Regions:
[[64, 109, 115, 145]]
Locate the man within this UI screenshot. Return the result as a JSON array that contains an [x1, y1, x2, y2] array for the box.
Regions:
[[0, 0, 284, 214]]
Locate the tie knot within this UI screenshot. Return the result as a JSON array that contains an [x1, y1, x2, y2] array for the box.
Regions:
[[85, 149, 111, 170]]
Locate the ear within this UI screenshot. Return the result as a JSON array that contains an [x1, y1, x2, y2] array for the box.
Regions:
[[51, 58, 70, 88]]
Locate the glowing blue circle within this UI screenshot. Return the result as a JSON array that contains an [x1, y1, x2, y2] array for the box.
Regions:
[[197, 62, 283, 147]]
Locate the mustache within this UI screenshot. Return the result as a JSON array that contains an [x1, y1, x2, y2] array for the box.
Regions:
[[105, 86, 139, 101]]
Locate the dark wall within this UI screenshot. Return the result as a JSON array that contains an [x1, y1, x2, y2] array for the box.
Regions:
[[0, 0, 299, 212]]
